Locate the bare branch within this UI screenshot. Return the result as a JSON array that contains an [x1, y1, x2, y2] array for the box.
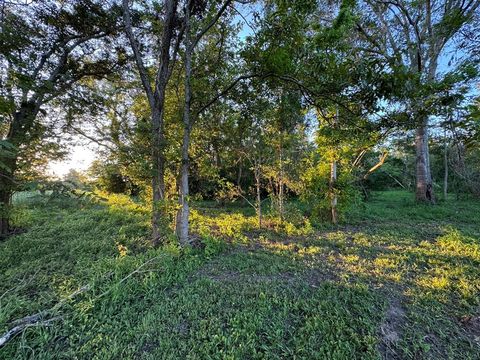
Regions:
[[192, 0, 233, 49], [364, 151, 388, 179], [196, 73, 261, 115], [122, 0, 155, 108]]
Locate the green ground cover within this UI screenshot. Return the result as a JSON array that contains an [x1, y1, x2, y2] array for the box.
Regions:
[[0, 191, 479, 359]]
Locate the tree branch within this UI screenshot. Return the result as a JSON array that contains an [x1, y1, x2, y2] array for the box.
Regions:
[[364, 151, 388, 179], [192, 0, 233, 50], [196, 73, 261, 115], [122, 0, 155, 108]]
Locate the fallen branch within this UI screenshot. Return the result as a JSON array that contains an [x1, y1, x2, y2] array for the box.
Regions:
[[0, 255, 162, 348], [0, 270, 40, 301], [98, 255, 162, 298], [364, 152, 388, 180], [0, 284, 90, 348], [0, 316, 61, 347], [385, 172, 406, 189], [10, 314, 42, 327]]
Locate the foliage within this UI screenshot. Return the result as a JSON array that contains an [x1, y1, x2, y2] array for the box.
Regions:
[[1, 191, 479, 358], [89, 161, 135, 195], [302, 160, 361, 222]]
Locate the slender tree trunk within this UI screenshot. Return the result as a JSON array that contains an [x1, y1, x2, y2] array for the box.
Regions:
[[151, 108, 166, 243], [123, 0, 178, 245], [443, 130, 448, 200], [151, 70, 173, 245], [425, 137, 432, 183], [414, 58, 437, 203], [330, 107, 338, 224], [237, 164, 242, 188], [176, 130, 190, 245], [0, 153, 15, 237], [278, 136, 284, 224], [255, 160, 262, 229], [330, 159, 338, 224], [175, 15, 192, 246], [0, 181, 12, 237]]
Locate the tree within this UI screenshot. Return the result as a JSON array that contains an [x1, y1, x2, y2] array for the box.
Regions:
[[122, 0, 185, 244], [175, 0, 259, 245], [0, 0, 120, 236], [357, 0, 480, 203], [247, 0, 394, 222]]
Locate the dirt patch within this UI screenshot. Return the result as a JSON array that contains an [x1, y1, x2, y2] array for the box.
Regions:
[[174, 319, 190, 336], [460, 315, 480, 347], [378, 297, 406, 359], [138, 339, 159, 356], [0, 226, 27, 240], [192, 239, 340, 288], [194, 265, 338, 289], [196, 269, 297, 283], [301, 267, 339, 287]]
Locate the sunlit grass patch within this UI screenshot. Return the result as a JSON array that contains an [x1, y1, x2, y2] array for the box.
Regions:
[[190, 206, 314, 245], [416, 274, 450, 291], [436, 227, 480, 260]]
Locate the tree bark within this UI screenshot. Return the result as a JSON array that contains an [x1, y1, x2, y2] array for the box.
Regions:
[[173, 0, 233, 246], [255, 160, 262, 229], [415, 117, 435, 203], [175, 9, 192, 246], [0, 103, 38, 237], [175, 124, 191, 245], [150, 48, 172, 245], [330, 107, 339, 224], [443, 130, 448, 200], [330, 159, 338, 224], [123, 0, 179, 245], [151, 108, 166, 244], [237, 164, 242, 188], [278, 136, 284, 224], [0, 184, 11, 237], [414, 51, 437, 203], [0, 154, 15, 237]]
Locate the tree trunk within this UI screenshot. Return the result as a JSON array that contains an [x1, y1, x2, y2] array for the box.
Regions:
[[0, 104, 36, 238], [425, 136, 432, 183], [278, 137, 284, 224], [330, 159, 338, 224], [443, 131, 448, 200], [0, 154, 15, 237], [330, 107, 338, 224], [149, 26, 175, 244], [415, 118, 435, 203], [255, 160, 262, 229], [175, 136, 190, 245], [0, 183, 12, 238], [151, 108, 166, 244], [237, 164, 242, 188], [123, 0, 178, 245], [175, 16, 192, 246], [414, 56, 437, 203]]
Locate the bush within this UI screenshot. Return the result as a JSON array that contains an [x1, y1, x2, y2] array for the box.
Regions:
[[301, 162, 361, 223]]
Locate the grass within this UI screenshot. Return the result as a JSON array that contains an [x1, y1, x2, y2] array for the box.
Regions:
[[0, 191, 479, 359]]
